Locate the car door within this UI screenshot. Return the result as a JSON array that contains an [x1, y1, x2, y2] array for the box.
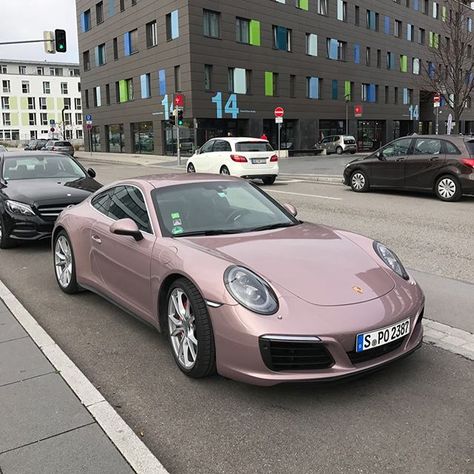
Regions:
[[212, 139, 232, 173], [90, 185, 155, 322], [193, 140, 215, 173], [320, 137, 331, 152], [369, 137, 413, 188], [404, 138, 446, 190]]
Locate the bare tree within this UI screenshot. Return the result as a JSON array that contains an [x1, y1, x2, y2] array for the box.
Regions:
[[421, 0, 474, 133]]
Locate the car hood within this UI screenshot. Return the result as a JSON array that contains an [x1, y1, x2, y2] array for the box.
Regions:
[[1, 177, 101, 207], [183, 223, 395, 306]]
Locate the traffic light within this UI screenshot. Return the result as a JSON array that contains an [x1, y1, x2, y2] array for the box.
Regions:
[[174, 94, 184, 108], [177, 109, 184, 126], [55, 29, 67, 53], [354, 104, 363, 117], [43, 31, 55, 54], [169, 114, 175, 126]]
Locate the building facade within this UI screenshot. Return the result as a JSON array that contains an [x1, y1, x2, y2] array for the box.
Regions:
[[76, 0, 474, 155], [0, 60, 83, 144]]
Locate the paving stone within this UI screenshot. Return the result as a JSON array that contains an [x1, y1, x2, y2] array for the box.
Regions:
[[0, 307, 26, 343]]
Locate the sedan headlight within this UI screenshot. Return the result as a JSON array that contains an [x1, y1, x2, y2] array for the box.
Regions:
[[5, 200, 35, 216], [224, 266, 279, 315], [373, 241, 409, 280]]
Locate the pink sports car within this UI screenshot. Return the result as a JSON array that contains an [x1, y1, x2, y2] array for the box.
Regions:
[[53, 174, 424, 385]]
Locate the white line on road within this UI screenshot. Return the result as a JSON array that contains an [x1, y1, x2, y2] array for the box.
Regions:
[[268, 189, 343, 201], [0, 280, 169, 474]]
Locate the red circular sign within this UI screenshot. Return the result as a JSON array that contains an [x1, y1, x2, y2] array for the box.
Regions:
[[433, 95, 441, 103], [86, 124, 92, 130], [274, 107, 284, 117], [50, 127, 55, 132]]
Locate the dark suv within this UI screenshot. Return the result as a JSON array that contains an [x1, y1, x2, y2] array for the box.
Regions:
[[343, 135, 474, 201]]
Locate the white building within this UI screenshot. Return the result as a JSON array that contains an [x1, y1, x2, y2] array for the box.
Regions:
[[0, 59, 83, 144]]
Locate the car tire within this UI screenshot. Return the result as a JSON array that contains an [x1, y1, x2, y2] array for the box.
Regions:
[[336, 146, 343, 155], [187, 163, 196, 173], [262, 176, 276, 185], [0, 215, 15, 249], [166, 278, 216, 378], [350, 170, 369, 193], [435, 175, 462, 202], [350, 151, 356, 154], [220, 166, 230, 175], [53, 230, 80, 294]]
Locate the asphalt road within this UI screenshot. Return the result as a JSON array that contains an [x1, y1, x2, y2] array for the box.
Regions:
[[0, 162, 473, 473]]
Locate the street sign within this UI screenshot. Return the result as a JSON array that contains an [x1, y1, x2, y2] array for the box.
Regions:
[[85, 114, 93, 122], [275, 117, 283, 124], [49, 119, 55, 125], [86, 124, 92, 130], [434, 95, 441, 108], [447, 113, 453, 135], [86, 120, 92, 125], [50, 127, 55, 132], [274, 107, 284, 118], [354, 105, 363, 117]]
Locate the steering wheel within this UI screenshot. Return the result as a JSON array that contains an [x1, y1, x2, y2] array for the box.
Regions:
[[225, 209, 250, 224]]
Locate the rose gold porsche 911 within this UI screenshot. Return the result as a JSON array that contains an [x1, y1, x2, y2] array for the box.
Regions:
[[52, 174, 424, 386]]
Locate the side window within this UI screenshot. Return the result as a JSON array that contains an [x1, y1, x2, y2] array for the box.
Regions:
[[213, 140, 232, 152], [200, 140, 215, 153], [444, 141, 461, 155], [91, 189, 113, 216], [322, 137, 330, 144], [333, 136, 340, 142], [413, 138, 441, 155], [380, 138, 412, 160], [108, 185, 152, 233]]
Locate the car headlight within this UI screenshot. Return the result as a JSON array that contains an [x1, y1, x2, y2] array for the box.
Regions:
[[373, 241, 409, 280], [5, 200, 35, 216], [224, 266, 279, 315]]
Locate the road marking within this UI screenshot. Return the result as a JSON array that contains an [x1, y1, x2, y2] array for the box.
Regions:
[[268, 189, 342, 201], [0, 280, 169, 474]]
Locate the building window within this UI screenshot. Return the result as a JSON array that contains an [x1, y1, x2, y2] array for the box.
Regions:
[[43, 82, 50, 94], [234, 18, 261, 46], [29, 113, 36, 126], [377, 49, 381, 68], [384, 16, 391, 35], [76, 130, 83, 140], [40, 113, 48, 126], [132, 122, 153, 154], [403, 88, 413, 104], [353, 44, 360, 64], [174, 65, 181, 92], [146, 21, 157, 48], [118, 78, 134, 102], [366, 10, 378, 31], [83, 51, 91, 71], [2, 80, 10, 93], [140, 74, 151, 98], [96, 43, 106, 65], [366, 47, 371, 66], [18, 65, 26, 75], [306, 33, 318, 56], [27, 97, 35, 110], [344, 80, 353, 100], [204, 64, 213, 91], [306, 77, 320, 99], [166, 10, 179, 40], [39, 97, 47, 109], [433, 2, 439, 19], [327, 39, 346, 61], [124, 29, 138, 55], [355, 6, 360, 26], [0, 65, 7, 74], [386, 52, 395, 70], [385, 86, 389, 104], [96, 1, 104, 24], [418, 28, 425, 44], [273, 26, 291, 51], [362, 83, 377, 102], [113, 38, 118, 60], [407, 24, 414, 41], [2, 113, 11, 126], [1, 97, 10, 109], [64, 113, 72, 126], [64, 98, 71, 110], [81, 9, 91, 32], [394, 20, 402, 38], [22, 81, 30, 93], [49, 67, 63, 76], [203, 9, 220, 38], [74, 98, 81, 109], [37, 67, 44, 75], [94, 86, 101, 107], [332, 79, 338, 100], [264, 72, 279, 97], [61, 82, 68, 94], [85, 90, 89, 108], [228, 67, 249, 94], [290, 75, 296, 98], [318, 0, 328, 15], [106, 124, 124, 152], [120, 0, 125, 11], [336, 0, 347, 21], [400, 55, 408, 73], [105, 84, 111, 105]]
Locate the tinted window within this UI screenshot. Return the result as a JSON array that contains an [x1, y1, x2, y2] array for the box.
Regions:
[[91, 189, 113, 216], [413, 138, 441, 155], [213, 140, 232, 152], [2, 155, 86, 181], [54, 141, 72, 146], [235, 142, 273, 152], [445, 141, 461, 155], [380, 138, 412, 159], [200, 140, 215, 153], [107, 185, 152, 233]]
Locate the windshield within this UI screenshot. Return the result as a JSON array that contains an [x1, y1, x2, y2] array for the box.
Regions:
[[152, 181, 298, 237], [2, 155, 86, 181], [235, 142, 273, 152]]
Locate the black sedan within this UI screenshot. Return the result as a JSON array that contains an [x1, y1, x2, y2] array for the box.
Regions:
[[343, 135, 474, 202], [0, 152, 101, 248]]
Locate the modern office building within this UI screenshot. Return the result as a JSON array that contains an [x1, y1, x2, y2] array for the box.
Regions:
[[0, 60, 83, 144], [76, 0, 474, 155]]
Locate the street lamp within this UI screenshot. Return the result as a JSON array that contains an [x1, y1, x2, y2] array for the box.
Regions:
[[344, 93, 351, 135]]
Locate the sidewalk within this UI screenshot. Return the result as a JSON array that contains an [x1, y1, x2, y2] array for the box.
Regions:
[[0, 282, 167, 474]]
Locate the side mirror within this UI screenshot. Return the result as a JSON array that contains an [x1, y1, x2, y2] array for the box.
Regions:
[[87, 168, 96, 178], [110, 218, 143, 241], [283, 203, 297, 217], [195, 148, 201, 155]]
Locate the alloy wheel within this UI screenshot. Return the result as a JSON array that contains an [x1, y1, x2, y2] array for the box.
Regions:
[[187, 164, 195, 173], [54, 235, 73, 288], [220, 167, 230, 175], [168, 288, 198, 370], [437, 178, 456, 200], [351, 172, 366, 191], [0, 219, 3, 241]]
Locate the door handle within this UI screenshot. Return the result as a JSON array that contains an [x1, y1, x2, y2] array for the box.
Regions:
[[91, 234, 102, 244], [396, 157, 405, 161], [430, 156, 439, 161]]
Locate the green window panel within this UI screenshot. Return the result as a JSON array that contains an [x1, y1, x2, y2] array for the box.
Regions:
[[21, 113, 29, 126], [249, 20, 261, 46], [429, 31, 434, 47], [400, 55, 408, 72], [9, 97, 17, 110], [20, 97, 28, 110], [56, 98, 64, 109], [264, 72, 274, 96], [10, 113, 19, 126], [298, 0, 309, 11], [47, 98, 55, 110], [433, 34, 439, 49], [344, 81, 351, 100], [441, 6, 447, 21], [119, 79, 129, 102]]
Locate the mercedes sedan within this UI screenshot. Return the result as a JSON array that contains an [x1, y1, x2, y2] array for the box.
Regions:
[[53, 174, 424, 385], [0, 152, 101, 248]]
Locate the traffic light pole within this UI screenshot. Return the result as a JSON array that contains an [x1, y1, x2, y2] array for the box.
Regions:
[[176, 125, 181, 166], [0, 39, 50, 46]]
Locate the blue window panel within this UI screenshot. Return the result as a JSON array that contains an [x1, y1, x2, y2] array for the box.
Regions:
[[328, 39, 338, 60], [308, 77, 319, 99], [80, 13, 86, 32], [159, 69, 166, 95], [368, 84, 376, 103], [413, 0, 419, 11], [384, 16, 391, 35], [428, 62, 435, 78], [275, 26, 288, 50], [141, 74, 151, 99], [403, 88, 408, 105], [353, 44, 360, 64], [332, 80, 338, 100], [109, 0, 115, 17], [171, 10, 179, 39], [124, 32, 131, 56]]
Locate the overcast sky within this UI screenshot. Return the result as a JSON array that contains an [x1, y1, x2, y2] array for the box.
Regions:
[[0, 0, 79, 63]]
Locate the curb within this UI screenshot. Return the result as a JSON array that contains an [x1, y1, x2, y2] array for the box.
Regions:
[[0, 280, 168, 474], [278, 174, 343, 184]]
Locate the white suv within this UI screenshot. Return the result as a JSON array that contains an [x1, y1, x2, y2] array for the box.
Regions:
[[186, 137, 279, 184]]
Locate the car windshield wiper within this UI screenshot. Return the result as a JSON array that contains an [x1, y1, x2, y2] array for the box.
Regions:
[[249, 222, 299, 232], [174, 229, 249, 237]]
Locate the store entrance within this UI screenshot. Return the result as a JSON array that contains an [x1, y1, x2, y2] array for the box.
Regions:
[[357, 120, 385, 152]]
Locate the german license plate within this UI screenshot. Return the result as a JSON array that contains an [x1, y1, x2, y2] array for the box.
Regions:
[[252, 159, 266, 164], [356, 318, 410, 352]]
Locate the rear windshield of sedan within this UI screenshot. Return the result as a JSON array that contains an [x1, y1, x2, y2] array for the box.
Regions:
[[2, 155, 86, 181], [235, 142, 273, 152], [54, 141, 72, 147]]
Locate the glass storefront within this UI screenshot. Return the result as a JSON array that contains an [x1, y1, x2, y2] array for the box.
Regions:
[[106, 124, 125, 152], [91, 126, 101, 152], [262, 119, 297, 150], [319, 120, 345, 140], [163, 120, 195, 156], [357, 120, 385, 151], [132, 121, 154, 154]]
